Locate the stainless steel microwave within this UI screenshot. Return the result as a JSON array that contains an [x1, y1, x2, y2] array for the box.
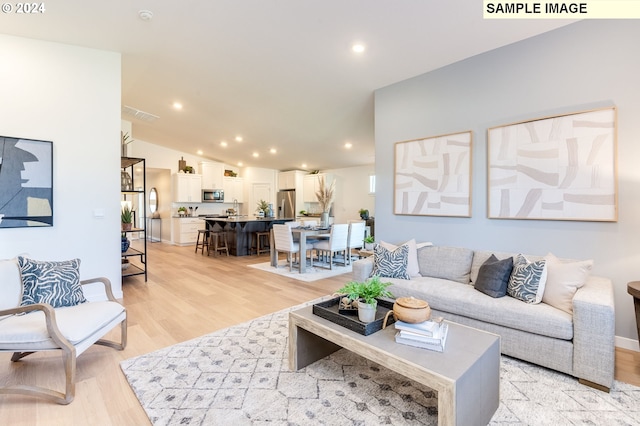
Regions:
[[202, 189, 224, 203]]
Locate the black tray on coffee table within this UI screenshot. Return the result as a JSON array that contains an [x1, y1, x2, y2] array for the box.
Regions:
[[312, 296, 396, 336]]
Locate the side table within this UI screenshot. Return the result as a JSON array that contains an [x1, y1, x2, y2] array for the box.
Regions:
[[627, 281, 640, 342]]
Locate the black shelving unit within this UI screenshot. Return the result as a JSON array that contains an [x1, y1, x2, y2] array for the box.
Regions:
[[121, 157, 147, 281]]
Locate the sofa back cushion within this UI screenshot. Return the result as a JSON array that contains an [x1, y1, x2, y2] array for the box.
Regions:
[[417, 246, 474, 284], [0, 258, 23, 314]]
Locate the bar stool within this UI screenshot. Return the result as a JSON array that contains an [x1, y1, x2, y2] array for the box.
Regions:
[[208, 230, 229, 257], [251, 231, 270, 255], [195, 229, 210, 255]]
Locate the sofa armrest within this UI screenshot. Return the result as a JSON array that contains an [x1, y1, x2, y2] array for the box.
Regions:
[[352, 257, 374, 282], [572, 275, 615, 389]]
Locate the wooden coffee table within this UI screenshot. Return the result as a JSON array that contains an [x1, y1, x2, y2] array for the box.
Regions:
[[289, 306, 500, 426]]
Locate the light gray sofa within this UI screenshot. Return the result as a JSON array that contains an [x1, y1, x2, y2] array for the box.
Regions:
[[353, 245, 615, 390]]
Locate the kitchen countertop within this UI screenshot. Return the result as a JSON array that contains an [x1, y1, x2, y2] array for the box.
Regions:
[[203, 216, 293, 223]]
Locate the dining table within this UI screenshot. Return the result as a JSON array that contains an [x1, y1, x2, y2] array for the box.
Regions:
[[270, 226, 329, 273]]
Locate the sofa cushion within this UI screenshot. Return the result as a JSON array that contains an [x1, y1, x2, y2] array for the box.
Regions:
[[370, 244, 410, 280], [474, 254, 513, 298], [18, 257, 87, 309], [543, 253, 593, 314], [380, 239, 419, 277], [386, 276, 573, 340], [507, 254, 547, 304], [417, 246, 474, 284]]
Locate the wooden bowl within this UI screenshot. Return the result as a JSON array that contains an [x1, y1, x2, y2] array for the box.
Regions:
[[392, 296, 431, 323]]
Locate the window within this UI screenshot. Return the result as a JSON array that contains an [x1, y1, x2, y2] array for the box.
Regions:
[[369, 175, 376, 194]]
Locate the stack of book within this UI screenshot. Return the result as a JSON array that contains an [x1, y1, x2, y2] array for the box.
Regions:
[[394, 319, 449, 352]]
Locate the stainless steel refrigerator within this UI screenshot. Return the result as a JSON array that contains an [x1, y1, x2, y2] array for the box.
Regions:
[[276, 190, 296, 219]]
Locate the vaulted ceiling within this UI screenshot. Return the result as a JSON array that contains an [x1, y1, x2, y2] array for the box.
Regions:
[[1, 1, 574, 170]]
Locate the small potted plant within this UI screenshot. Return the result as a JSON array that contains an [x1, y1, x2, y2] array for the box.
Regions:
[[256, 199, 269, 217], [337, 276, 394, 323], [177, 206, 187, 217], [364, 235, 375, 250], [359, 209, 369, 220], [121, 205, 133, 231]]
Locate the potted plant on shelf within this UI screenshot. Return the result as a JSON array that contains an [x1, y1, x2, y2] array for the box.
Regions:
[[337, 276, 394, 323], [363, 235, 375, 250], [359, 208, 369, 220], [315, 175, 335, 227], [121, 205, 133, 231]]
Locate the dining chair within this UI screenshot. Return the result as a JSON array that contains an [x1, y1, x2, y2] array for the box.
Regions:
[[312, 223, 349, 269], [346, 221, 366, 264], [272, 224, 315, 271]]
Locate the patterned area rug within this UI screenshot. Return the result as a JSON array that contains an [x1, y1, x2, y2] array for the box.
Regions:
[[248, 261, 352, 282], [121, 299, 640, 425]]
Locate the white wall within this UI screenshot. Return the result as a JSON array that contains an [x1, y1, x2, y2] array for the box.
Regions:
[[0, 35, 122, 299], [325, 165, 375, 224], [374, 21, 640, 345]]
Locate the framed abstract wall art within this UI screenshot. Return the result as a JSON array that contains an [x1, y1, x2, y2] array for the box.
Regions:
[[0, 136, 53, 228], [394, 130, 472, 217], [487, 107, 617, 221]]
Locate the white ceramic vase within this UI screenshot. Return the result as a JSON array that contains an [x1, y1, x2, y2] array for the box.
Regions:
[[321, 212, 329, 227], [357, 300, 377, 323]]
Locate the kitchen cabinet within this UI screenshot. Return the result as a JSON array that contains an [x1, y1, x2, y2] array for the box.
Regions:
[[121, 157, 147, 281], [172, 173, 202, 202], [303, 173, 333, 203], [199, 161, 224, 189], [278, 170, 304, 190], [223, 176, 244, 203], [172, 217, 203, 245]]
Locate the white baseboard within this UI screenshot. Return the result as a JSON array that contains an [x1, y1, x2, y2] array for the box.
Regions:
[[615, 335, 640, 352]]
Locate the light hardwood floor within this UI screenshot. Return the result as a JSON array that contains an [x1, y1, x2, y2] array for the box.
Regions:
[[1, 242, 639, 425]]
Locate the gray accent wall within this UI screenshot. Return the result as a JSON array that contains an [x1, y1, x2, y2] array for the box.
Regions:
[[374, 21, 640, 342]]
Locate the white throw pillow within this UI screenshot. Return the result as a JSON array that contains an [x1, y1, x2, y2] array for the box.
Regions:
[[379, 239, 425, 277], [542, 253, 593, 314]]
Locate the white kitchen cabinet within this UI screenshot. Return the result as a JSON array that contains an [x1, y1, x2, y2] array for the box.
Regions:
[[223, 176, 244, 203], [172, 217, 202, 245], [278, 170, 304, 190], [199, 161, 224, 189], [303, 173, 333, 203], [172, 173, 202, 202]]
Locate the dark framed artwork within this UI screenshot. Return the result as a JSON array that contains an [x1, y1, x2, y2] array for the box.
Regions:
[[487, 107, 617, 221], [0, 136, 53, 228], [394, 130, 473, 217]]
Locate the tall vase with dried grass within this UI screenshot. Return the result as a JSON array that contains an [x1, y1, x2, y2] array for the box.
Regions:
[[315, 175, 335, 227]]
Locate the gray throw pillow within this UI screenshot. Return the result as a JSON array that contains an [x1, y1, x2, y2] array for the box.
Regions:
[[474, 254, 513, 298], [18, 256, 87, 308], [370, 244, 410, 280]]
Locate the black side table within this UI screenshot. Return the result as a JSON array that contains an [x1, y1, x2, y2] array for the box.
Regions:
[[627, 281, 640, 341]]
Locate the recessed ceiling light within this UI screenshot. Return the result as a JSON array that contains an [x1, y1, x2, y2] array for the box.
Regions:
[[197, 150, 203, 155], [270, 148, 277, 154], [252, 152, 259, 158], [235, 136, 243, 142], [220, 141, 228, 147], [301, 163, 307, 168], [172, 102, 183, 110], [138, 10, 153, 21], [237, 162, 243, 166], [352, 43, 365, 53], [344, 142, 353, 149]]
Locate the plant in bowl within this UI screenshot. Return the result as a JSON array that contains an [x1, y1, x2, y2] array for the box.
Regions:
[[359, 208, 369, 220], [121, 205, 133, 231], [256, 199, 269, 215], [177, 206, 187, 216], [337, 276, 394, 323], [363, 235, 375, 250]]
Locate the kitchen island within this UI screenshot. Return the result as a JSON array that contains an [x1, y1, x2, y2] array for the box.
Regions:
[[202, 216, 293, 256]]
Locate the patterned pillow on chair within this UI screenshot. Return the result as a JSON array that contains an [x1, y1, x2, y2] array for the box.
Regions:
[[18, 256, 87, 308], [370, 244, 410, 280]]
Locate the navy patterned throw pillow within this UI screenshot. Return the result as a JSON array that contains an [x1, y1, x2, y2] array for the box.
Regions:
[[507, 254, 547, 304], [370, 244, 410, 280], [18, 256, 87, 308]]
